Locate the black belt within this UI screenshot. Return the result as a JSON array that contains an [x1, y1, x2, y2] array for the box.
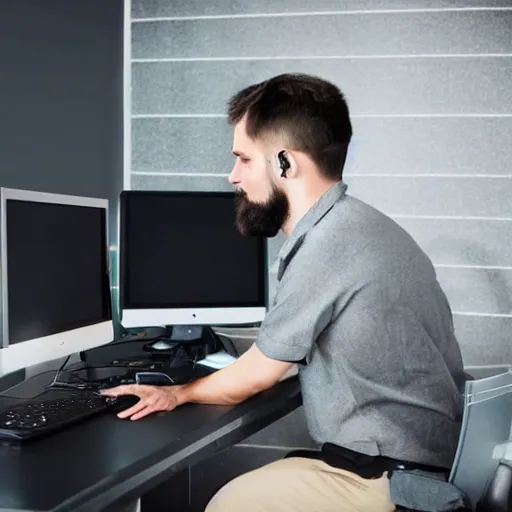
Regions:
[[286, 443, 449, 479]]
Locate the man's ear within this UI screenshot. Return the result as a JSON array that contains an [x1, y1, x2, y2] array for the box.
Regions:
[[276, 150, 297, 179]]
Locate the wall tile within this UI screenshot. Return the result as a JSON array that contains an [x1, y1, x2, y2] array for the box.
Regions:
[[131, 174, 232, 191], [454, 314, 512, 365], [132, 117, 233, 174], [133, 12, 512, 59], [131, 117, 512, 176], [396, 218, 512, 267], [436, 267, 512, 315], [346, 175, 512, 218], [346, 117, 512, 176], [132, 0, 512, 19], [132, 59, 512, 115]]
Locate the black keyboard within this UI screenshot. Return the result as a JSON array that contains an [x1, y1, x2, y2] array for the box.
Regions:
[[0, 389, 138, 442]]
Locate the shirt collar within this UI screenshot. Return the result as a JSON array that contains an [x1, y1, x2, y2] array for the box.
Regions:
[[277, 181, 348, 262]]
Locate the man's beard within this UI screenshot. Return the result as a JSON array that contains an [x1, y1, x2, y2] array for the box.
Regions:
[[235, 186, 289, 237]]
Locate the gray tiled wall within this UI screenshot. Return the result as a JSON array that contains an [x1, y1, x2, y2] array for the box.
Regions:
[[130, 0, 512, 459]]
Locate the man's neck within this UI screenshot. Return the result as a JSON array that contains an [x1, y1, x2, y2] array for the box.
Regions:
[[281, 180, 338, 236]]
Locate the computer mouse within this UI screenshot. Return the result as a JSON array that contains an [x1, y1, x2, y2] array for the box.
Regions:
[[150, 340, 177, 351]]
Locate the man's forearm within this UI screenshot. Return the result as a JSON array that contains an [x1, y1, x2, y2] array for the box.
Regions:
[[175, 366, 264, 406], [174, 344, 295, 407]]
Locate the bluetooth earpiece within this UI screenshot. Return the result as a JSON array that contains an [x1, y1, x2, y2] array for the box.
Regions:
[[277, 150, 290, 178]]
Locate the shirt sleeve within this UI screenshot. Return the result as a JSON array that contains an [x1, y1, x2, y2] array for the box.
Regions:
[[256, 248, 336, 363]]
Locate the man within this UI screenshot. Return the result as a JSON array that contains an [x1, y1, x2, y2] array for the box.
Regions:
[[103, 73, 466, 511]]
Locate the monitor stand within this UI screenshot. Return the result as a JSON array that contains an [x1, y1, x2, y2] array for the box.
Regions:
[[166, 325, 237, 357], [169, 325, 205, 342], [147, 325, 221, 353]]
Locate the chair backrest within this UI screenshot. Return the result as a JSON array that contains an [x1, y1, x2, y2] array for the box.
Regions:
[[449, 369, 512, 510]]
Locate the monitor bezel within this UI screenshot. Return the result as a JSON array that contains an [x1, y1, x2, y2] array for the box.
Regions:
[[0, 188, 114, 376], [119, 190, 268, 328]]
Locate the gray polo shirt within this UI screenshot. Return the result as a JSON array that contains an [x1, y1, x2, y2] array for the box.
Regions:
[[256, 181, 465, 468]]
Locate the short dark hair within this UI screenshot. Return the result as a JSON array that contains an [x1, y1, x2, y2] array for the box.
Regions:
[[227, 73, 352, 180]]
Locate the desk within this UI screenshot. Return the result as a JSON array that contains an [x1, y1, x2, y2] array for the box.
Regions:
[[0, 367, 301, 512]]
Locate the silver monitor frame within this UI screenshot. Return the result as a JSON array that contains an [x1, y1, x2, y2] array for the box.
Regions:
[[0, 188, 114, 376], [119, 190, 268, 329]]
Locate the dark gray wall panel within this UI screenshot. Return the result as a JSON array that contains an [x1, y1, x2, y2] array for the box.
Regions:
[[132, 59, 512, 115], [132, 12, 512, 59], [132, 0, 512, 18], [0, 0, 123, 202]]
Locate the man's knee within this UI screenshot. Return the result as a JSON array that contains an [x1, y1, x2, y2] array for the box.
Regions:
[[205, 472, 255, 512]]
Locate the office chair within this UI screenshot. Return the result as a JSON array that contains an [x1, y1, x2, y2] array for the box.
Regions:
[[448, 369, 512, 511]]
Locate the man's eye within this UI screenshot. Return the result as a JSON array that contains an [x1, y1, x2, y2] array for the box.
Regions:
[[240, 158, 250, 164]]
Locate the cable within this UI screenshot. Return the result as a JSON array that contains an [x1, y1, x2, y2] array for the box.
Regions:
[[45, 355, 72, 390]]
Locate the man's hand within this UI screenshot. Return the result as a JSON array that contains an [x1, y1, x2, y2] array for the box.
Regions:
[[100, 344, 294, 421], [100, 384, 181, 421]]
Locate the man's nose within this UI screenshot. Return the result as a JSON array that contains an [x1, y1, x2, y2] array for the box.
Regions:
[[229, 164, 240, 185]]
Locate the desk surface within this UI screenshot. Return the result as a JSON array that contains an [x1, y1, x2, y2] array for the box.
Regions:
[[0, 369, 301, 512]]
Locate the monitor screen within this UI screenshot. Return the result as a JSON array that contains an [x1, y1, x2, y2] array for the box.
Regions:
[[6, 200, 111, 344], [0, 189, 114, 376], [120, 191, 267, 327]]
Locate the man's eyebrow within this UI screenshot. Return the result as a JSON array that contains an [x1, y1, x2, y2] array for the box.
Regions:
[[232, 150, 249, 158]]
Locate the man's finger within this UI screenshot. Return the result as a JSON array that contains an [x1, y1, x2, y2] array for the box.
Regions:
[[100, 385, 138, 397], [130, 406, 154, 421], [117, 400, 147, 419]]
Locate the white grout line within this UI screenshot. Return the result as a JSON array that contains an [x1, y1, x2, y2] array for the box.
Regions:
[[345, 174, 512, 179], [434, 264, 512, 271], [132, 113, 226, 118], [123, 0, 132, 190], [131, 7, 512, 23], [131, 113, 512, 119], [132, 171, 229, 178], [132, 54, 512, 62], [354, 113, 512, 118], [452, 311, 512, 318]]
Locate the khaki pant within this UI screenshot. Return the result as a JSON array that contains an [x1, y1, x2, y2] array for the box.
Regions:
[[205, 457, 395, 512]]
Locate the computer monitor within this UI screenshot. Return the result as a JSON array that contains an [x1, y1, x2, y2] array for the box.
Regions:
[[0, 188, 114, 376], [119, 190, 267, 329]]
